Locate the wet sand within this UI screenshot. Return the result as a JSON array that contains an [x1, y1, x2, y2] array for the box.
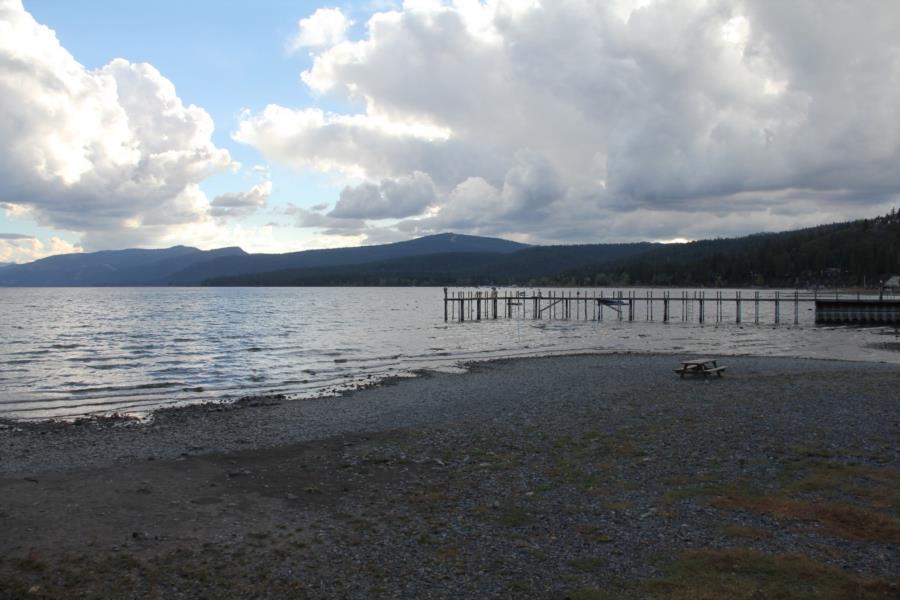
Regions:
[[1, 354, 898, 598]]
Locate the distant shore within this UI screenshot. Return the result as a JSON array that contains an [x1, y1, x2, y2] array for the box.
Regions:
[[1, 353, 898, 598]]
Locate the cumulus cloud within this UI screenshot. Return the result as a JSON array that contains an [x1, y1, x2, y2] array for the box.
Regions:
[[0, 235, 82, 263], [232, 105, 494, 186], [210, 181, 272, 219], [330, 171, 436, 219], [286, 204, 366, 235], [289, 7, 352, 51], [237, 0, 900, 243], [0, 0, 235, 250]]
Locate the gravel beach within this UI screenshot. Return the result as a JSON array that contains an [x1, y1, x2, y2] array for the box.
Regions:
[[1, 353, 898, 598]]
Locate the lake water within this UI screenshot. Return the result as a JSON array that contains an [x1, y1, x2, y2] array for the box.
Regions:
[[1, 287, 897, 421]]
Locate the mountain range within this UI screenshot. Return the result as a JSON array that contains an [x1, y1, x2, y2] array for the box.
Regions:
[[1, 212, 897, 287], [202, 242, 654, 287], [0, 233, 530, 286]]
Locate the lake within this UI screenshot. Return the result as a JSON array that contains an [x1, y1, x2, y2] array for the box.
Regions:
[[1, 287, 897, 421]]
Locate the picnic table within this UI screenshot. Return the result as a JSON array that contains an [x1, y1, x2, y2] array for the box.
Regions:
[[674, 358, 726, 378]]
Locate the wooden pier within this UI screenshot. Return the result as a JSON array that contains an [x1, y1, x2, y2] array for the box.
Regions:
[[815, 299, 900, 324], [442, 289, 896, 325]]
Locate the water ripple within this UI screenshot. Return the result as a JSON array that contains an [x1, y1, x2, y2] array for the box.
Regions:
[[0, 287, 897, 421]]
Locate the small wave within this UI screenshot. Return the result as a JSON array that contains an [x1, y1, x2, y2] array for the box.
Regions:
[[151, 367, 191, 376], [65, 381, 181, 395], [135, 382, 182, 390], [246, 347, 263, 352], [68, 385, 129, 395], [9, 349, 50, 356], [50, 343, 80, 349]]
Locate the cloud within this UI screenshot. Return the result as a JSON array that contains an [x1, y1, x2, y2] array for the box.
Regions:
[[0, 202, 30, 217], [232, 105, 492, 187], [330, 171, 436, 219], [237, 0, 900, 243], [250, 164, 271, 178], [286, 203, 366, 235], [210, 181, 272, 219], [289, 7, 352, 51], [0, 0, 235, 250], [0, 235, 82, 263]]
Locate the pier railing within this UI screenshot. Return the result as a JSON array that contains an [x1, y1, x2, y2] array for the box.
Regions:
[[442, 289, 894, 325]]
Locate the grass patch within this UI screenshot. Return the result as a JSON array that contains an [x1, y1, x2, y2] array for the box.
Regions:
[[713, 495, 900, 544], [665, 473, 715, 486], [660, 476, 758, 506], [721, 524, 773, 540], [559, 588, 620, 600], [785, 463, 900, 510], [497, 507, 532, 527], [14, 553, 48, 573], [658, 483, 726, 505], [608, 441, 646, 458], [716, 458, 900, 543], [787, 444, 835, 459], [575, 524, 614, 543], [644, 548, 895, 599], [546, 458, 604, 492], [570, 557, 606, 573]]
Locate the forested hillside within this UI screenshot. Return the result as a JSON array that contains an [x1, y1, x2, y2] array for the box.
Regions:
[[203, 243, 655, 286], [550, 210, 900, 288]]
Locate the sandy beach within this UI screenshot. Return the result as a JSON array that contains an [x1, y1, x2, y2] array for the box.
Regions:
[[1, 353, 898, 598]]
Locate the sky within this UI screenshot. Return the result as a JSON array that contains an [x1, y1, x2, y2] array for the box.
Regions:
[[1, 0, 899, 263]]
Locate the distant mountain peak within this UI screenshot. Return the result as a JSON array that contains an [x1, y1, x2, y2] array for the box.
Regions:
[[0, 245, 247, 286], [399, 232, 530, 252]]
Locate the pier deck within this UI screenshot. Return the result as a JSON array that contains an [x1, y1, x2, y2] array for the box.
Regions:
[[815, 299, 900, 324], [442, 289, 899, 325]]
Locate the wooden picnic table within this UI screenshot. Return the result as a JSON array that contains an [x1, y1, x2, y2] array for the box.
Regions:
[[675, 358, 726, 378]]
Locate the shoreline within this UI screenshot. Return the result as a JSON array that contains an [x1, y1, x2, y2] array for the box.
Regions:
[[3, 317, 900, 425], [2, 353, 898, 597], [3, 339, 899, 429], [3, 352, 897, 476]]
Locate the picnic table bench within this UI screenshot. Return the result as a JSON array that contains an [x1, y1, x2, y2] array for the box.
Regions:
[[674, 358, 726, 378]]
